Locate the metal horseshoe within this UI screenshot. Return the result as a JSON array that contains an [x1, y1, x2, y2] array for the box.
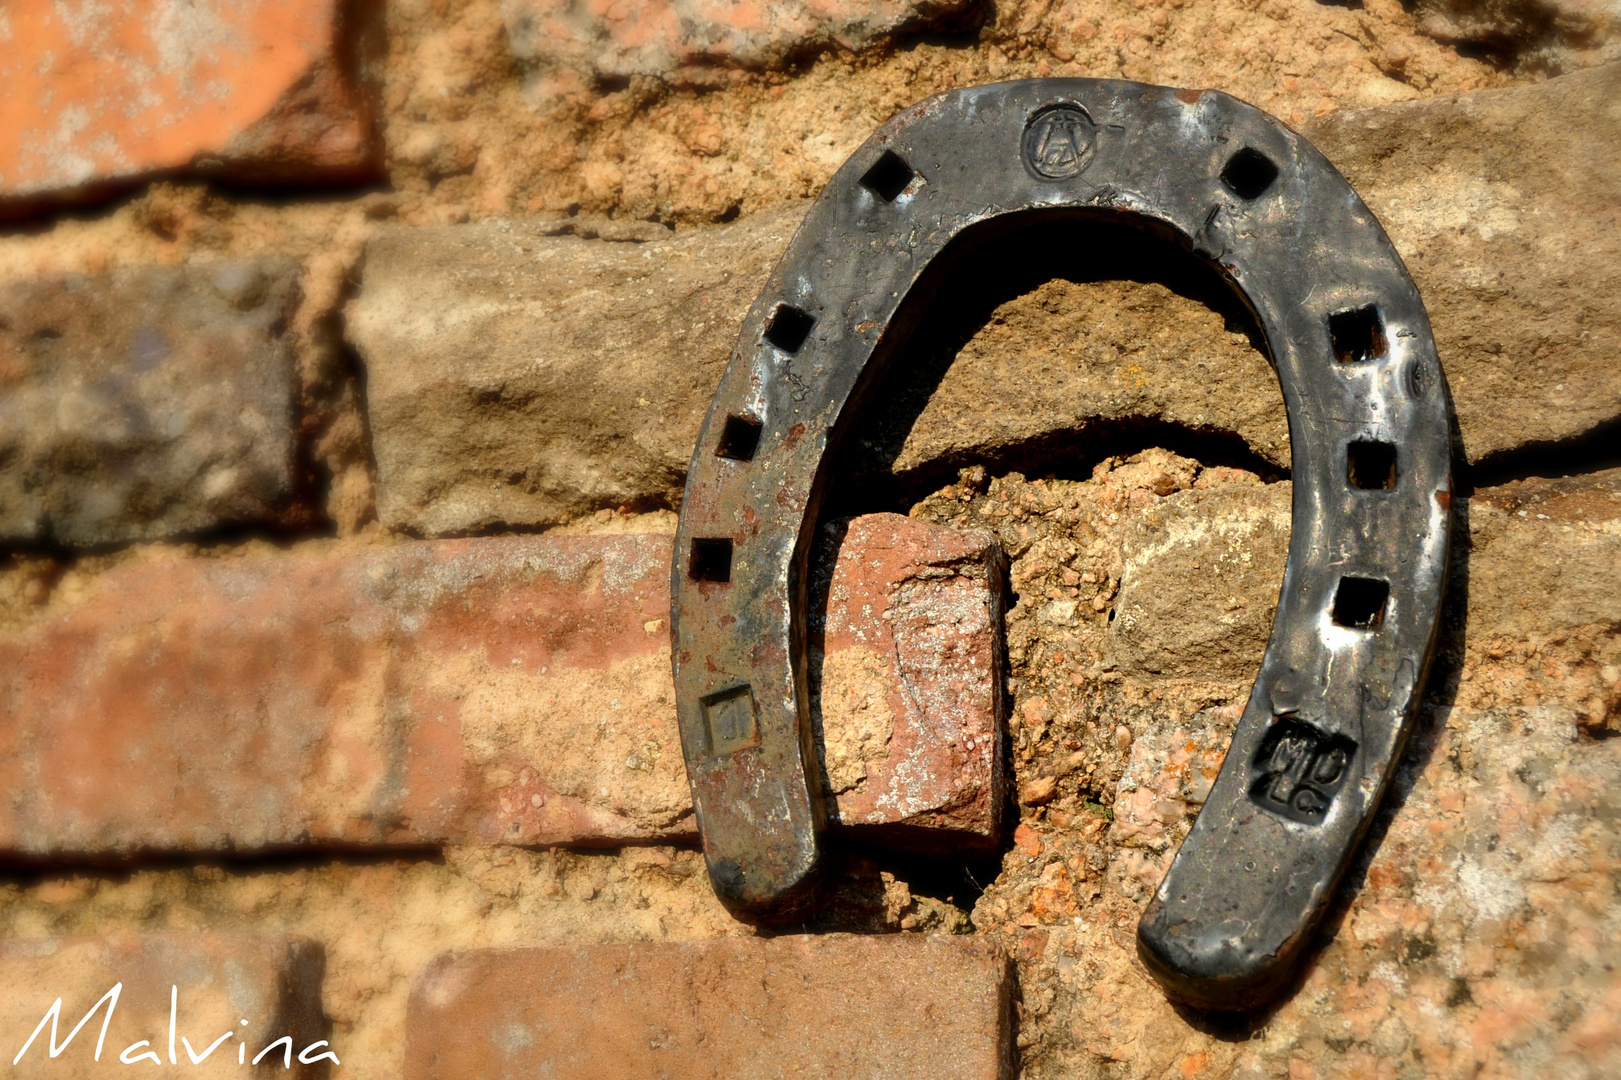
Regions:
[[671, 78, 1454, 1010]]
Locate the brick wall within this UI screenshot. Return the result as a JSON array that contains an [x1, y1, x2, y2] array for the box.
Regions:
[[0, 1, 1617, 1077]]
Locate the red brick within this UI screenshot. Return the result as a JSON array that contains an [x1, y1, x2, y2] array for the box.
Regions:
[[0, 935, 328, 1078], [0, 0, 380, 207], [0, 518, 1002, 856], [812, 514, 1005, 848], [405, 935, 1014, 1080]]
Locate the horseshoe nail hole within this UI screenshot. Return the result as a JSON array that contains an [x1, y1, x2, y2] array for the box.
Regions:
[[715, 414, 763, 461], [765, 304, 815, 354], [860, 150, 918, 202], [1331, 576, 1389, 630], [1347, 440, 1398, 491], [1221, 147, 1279, 200], [689, 538, 733, 583], [1329, 305, 1387, 364]]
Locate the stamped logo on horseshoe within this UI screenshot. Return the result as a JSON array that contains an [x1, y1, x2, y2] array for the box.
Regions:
[[1022, 104, 1097, 180]]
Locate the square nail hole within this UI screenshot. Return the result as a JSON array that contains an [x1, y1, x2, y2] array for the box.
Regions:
[[765, 304, 815, 354], [689, 538, 733, 583], [1332, 576, 1389, 630], [1221, 147, 1279, 200], [859, 150, 917, 202], [1329, 305, 1387, 364], [715, 414, 763, 461], [1347, 440, 1398, 491]]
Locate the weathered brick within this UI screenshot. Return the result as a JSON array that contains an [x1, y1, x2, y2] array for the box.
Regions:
[[351, 69, 1621, 542], [1304, 63, 1621, 464], [1463, 467, 1621, 642], [0, 260, 303, 546], [504, 0, 977, 82], [348, 204, 803, 536], [405, 934, 1014, 1079], [812, 514, 1005, 847], [0, 935, 328, 1077], [0, 516, 1000, 856], [1108, 470, 1621, 681], [0, 0, 380, 207]]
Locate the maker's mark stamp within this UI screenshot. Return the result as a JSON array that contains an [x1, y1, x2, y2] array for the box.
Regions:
[[1022, 104, 1097, 181], [1249, 716, 1357, 824]]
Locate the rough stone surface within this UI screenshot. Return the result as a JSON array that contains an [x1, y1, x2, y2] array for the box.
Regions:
[[1018, 697, 1621, 1080], [1106, 467, 1621, 694], [504, 0, 977, 82], [0, 0, 381, 206], [1110, 481, 1293, 680], [1464, 467, 1621, 646], [876, 272, 1290, 481], [404, 934, 1014, 1079], [0, 934, 327, 1077], [1305, 62, 1621, 465], [348, 203, 802, 535], [906, 459, 1621, 1079], [0, 261, 303, 547], [350, 195, 1291, 537], [0, 516, 1000, 855], [1451, 468, 1621, 738], [1410, 0, 1620, 68]]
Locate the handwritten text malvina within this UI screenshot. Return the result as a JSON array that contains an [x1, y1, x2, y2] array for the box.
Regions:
[[12, 984, 339, 1067]]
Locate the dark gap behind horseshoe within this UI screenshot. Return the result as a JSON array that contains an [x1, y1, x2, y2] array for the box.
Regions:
[[817, 208, 1287, 521]]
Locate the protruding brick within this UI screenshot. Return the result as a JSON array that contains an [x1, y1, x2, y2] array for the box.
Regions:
[[405, 935, 1014, 1080], [0, 935, 328, 1078], [0, 261, 303, 546], [812, 514, 1005, 848], [0, 0, 380, 207], [0, 518, 1002, 856]]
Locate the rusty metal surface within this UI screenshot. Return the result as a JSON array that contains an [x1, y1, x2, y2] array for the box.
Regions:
[[671, 78, 1454, 1008]]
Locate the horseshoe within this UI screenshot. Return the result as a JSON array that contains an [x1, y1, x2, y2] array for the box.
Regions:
[[671, 79, 1453, 1010]]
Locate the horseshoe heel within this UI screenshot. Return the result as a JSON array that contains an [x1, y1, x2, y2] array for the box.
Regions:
[[671, 79, 1453, 1005]]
